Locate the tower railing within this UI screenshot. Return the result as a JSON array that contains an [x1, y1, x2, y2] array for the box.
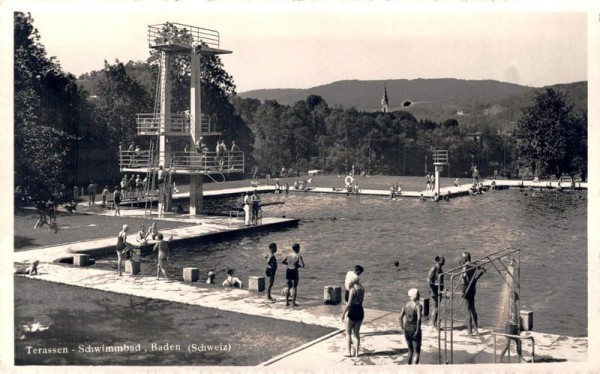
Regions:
[[119, 149, 156, 171], [136, 113, 215, 135], [171, 151, 245, 173], [148, 23, 220, 49], [119, 149, 245, 173]]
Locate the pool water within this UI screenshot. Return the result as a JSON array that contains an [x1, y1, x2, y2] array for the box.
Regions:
[[97, 177, 587, 337]]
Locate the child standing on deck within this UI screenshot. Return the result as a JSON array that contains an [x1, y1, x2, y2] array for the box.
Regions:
[[265, 243, 278, 301]]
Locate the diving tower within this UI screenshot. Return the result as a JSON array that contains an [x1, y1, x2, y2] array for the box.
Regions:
[[119, 22, 244, 216]]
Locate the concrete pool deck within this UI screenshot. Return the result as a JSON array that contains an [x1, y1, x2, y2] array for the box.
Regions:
[[15, 263, 587, 366]]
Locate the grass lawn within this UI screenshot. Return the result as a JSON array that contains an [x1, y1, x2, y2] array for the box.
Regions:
[[14, 277, 335, 366], [14, 210, 194, 251]]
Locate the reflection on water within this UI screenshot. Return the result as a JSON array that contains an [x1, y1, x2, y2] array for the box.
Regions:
[[97, 180, 587, 337]]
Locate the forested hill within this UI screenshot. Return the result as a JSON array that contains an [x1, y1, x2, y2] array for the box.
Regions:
[[239, 79, 587, 119]]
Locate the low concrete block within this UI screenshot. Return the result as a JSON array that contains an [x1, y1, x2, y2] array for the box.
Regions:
[[520, 310, 533, 331], [183, 267, 199, 282], [248, 276, 265, 292], [72, 254, 89, 267], [126, 260, 140, 275], [324, 285, 342, 305]]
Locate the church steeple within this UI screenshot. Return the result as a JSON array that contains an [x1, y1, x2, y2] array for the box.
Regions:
[[381, 83, 389, 113]]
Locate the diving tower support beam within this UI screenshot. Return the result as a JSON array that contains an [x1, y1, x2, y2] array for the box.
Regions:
[[189, 48, 203, 215], [434, 165, 442, 198], [158, 50, 173, 217]]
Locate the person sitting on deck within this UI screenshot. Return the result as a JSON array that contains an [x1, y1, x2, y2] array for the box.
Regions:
[[454, 178, 461, 187], [14, 260, 39, 275], [222, 269, 243, 288], [469, 184, 477, 196], [135, 225, 148, 246]]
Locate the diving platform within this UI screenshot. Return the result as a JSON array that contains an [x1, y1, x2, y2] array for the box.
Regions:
[[119, 150, 245, 174], [148, 22, 232, 55], [136, 113, 220, 136]]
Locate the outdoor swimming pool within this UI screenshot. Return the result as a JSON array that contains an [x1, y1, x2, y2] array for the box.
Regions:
[[97, 177, 587, 337]]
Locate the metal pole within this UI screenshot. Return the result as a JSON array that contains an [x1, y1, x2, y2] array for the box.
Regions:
[[450, 273, 454, 364], [403, 142, 406, 176]]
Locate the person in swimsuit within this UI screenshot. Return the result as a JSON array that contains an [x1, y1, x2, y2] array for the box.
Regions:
[[344, 265, 364, 302], [265, 243, 278, 301], [251, 190, 261, 225], [243, 193, 251, 226], [113, 187, 121, 216], [15, 260, 39, 275], [461, 251, 486, 335], [115, 224, 131, 276], [222, 269, 243, 288], [400, 288, 423, 365], [282, 243, 305, 307], [206, 271, 216, 285], [148, 221, 159, 240], [153, 233, 171, 281], [341, 269, 365, 357], [101, 185, 109, 208], [427, 255, 445, 329], [135, 225, 148, 246]]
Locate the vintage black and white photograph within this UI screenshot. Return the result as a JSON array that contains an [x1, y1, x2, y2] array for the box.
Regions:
[[3, 0, 597, 371]]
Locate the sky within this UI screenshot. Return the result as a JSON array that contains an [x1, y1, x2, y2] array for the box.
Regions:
[[6, 1, 588, 93]]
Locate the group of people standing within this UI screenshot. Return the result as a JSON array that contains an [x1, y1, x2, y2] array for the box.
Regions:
[[427, 253, 486, 336], [114, 222, 169, 280], [263, 242, 306, 306], [242, 190, 262, 226], [336, 252, 491, 364], [425, 173, 436, 191], [194, 138, 239, 170]]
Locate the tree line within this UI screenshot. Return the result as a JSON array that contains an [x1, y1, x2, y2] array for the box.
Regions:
[[14, 13, 587, 206]]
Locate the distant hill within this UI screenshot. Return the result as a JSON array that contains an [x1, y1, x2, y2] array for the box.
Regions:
[[239, 79, 587, 129], [77, 73, 586, 133], [239, 79, 532, 110]]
